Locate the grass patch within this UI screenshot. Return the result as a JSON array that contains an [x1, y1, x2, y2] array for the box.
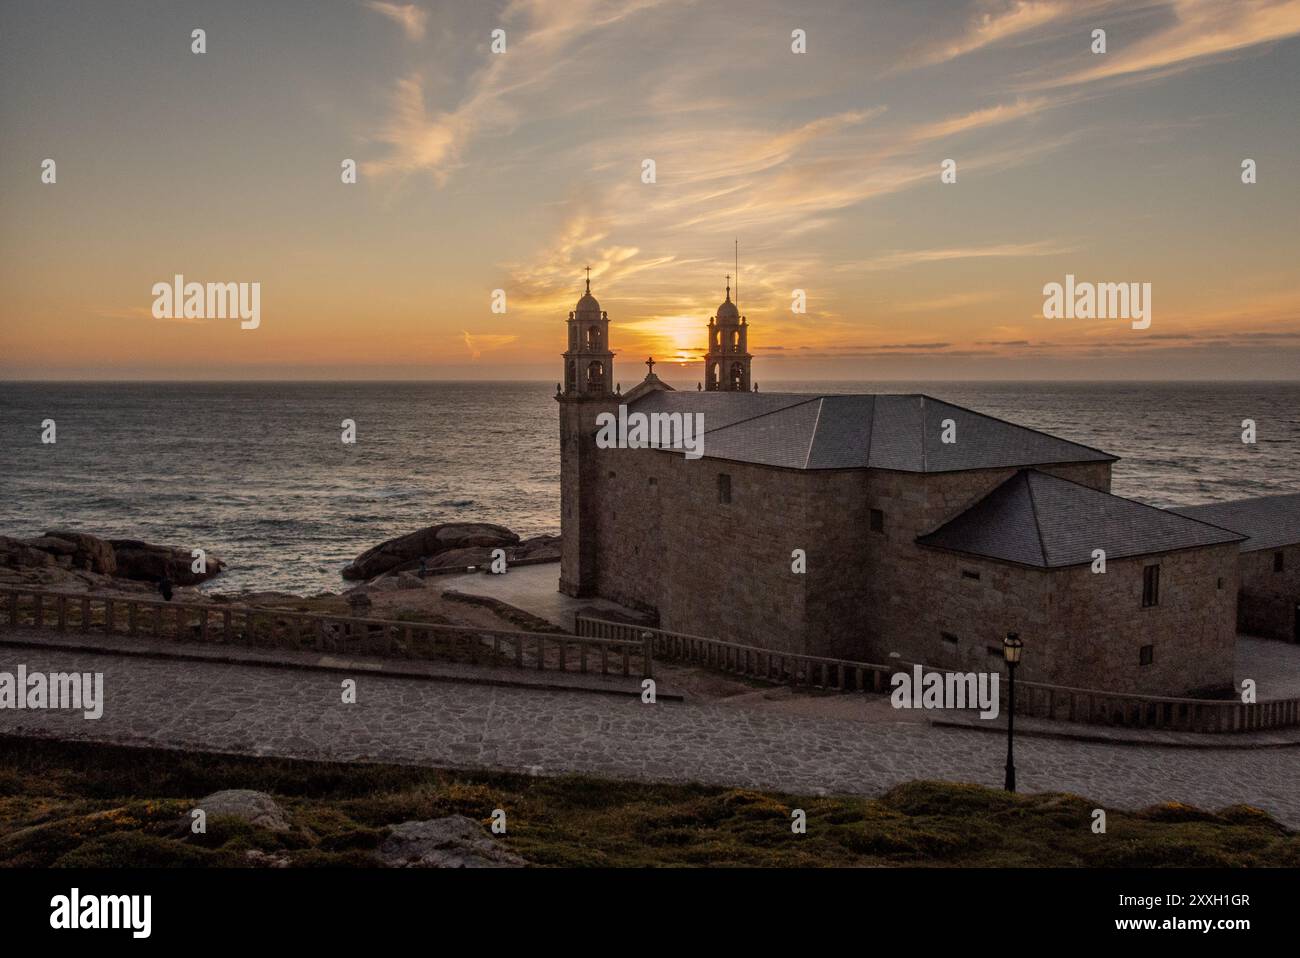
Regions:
[[0, 734, 1293, 868]]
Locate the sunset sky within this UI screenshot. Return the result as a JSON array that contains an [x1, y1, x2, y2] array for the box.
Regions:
[[2, 0, 1298, 381]]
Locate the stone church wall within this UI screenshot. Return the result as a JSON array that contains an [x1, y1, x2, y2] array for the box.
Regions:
[[1236, 545, 1300, 642]]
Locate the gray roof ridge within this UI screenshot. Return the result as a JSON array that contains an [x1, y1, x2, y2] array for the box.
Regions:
[[803, 397, 825, 469], [1021, 470, 1051, 566], [697, 394, 825, 436], [921, 394, 1119, 463], [1156, 511, 1260, 542], [919, 395, 928, 472], [1025, 468, 1248, 543]]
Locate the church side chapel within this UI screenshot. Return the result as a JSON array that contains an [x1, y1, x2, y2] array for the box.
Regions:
[[557, 272, 1255, 697]]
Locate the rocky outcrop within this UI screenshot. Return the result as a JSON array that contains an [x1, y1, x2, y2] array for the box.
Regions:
[[354, 571, 428, 594], [0, 530, 223, 591], [109, 539, 223, 585], [345, 527, 562, 583], [342, 522, 520, 580], [42, 529, 118, 575], [374, 816, 527, 868], [0, 536, 59, 571], [195, 789, 291, 832], [510, 533, 561, 563]]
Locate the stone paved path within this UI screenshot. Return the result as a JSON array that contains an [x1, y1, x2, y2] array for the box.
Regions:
[[2, 647, 1297, 824], [439, 563, 636, 630]]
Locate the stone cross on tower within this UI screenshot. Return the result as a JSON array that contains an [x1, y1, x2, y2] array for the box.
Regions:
[[645, 356, 655, 374]]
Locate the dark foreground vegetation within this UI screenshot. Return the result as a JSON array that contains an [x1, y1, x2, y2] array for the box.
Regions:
[[0, 735, 1294, 867]]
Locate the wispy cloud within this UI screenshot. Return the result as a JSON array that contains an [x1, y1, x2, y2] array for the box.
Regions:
[[916, 0, 1079, 65], [461, 331, 518, 360], [364, 2, 428, 41], [850, 242, 1072, 271], [368, 73, 469, 183], [906, 96, 1053, 141], [366, 0, 675, 181], [1042, 0, 1300, 88]]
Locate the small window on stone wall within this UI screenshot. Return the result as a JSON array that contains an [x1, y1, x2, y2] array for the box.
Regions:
[[648, 477, 657, 486], [870, 509, 884, 532], [1142, 564, 1160, 608], [961, 569, 981, 581], [986, 646, 1002, 658], [608, 471, 616, 479], [718, 473, 731, 504], [941, 632, 959, 646], [1275, 551, 1285, 573], [1217, 577, 1224, 590], [1139, 644, 1154, 666]]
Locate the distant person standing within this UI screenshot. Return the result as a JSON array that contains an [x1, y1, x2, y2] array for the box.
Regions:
[[157, 572, 174, 602]]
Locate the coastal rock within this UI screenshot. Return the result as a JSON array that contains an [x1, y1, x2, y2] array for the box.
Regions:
[[25, 536, 76, 557], [0, 530, 222, 587], [109, 539, 224, 585], [511, 534, 561, 563], [342, 522, 519, 580], [424, 545, 495, 571], [0, 536, 58, 569], [438, 534, 561, 569], [374, 816, 527, 868], [42, 530, 117, 574], [195, 789, 292, 832]]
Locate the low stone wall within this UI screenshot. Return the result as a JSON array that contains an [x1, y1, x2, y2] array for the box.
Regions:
[[578, 615, 1300, 733], [3, 588, 650, 679]]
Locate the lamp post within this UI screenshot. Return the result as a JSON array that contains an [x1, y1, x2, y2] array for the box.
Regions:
[[1002, 632, 1023, 792]]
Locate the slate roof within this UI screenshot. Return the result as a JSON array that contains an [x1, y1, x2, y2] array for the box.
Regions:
[[916, 470, 1245, 568], [1171, 493, 1300, 553], [626, 391, 1116, 473]]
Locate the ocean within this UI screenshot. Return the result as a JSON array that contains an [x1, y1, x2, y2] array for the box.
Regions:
[[2, 380, 1297, 594]]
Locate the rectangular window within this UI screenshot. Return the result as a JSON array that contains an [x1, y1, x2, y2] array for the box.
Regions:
[[987, 646, 1003, 658], [941, 632, 959, 646], [717, 473, 731, 504], [1139, 644, 1154, 666], [869, 509, 884, 532], [648, 476, 657, 486], [1275, 551, 1285, 573], [961, 569, 981, 581], [1142, 564, 1160, 608]]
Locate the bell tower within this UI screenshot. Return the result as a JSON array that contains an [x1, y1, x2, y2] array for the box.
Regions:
[[556, 268, 617, 597], [562, 266, 614, 396], [704, 276, 751, 391]]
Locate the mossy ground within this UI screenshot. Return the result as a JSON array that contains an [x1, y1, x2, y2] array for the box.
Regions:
[[0, 734, 1294, 867]]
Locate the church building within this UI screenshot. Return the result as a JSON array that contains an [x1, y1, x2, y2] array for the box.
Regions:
[[556, 275, 1247, 697]]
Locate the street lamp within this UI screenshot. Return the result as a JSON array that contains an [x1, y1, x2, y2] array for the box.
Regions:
[[1002, 632, 1023, 792]]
